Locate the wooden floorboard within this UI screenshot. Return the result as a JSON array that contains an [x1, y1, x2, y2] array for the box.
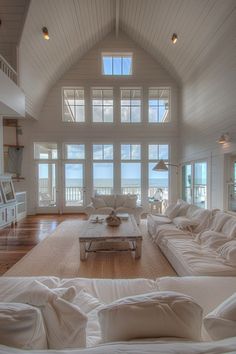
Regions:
[[0, 214, 176, 278]]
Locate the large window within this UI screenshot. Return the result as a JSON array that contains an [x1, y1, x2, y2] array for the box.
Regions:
[[121, 88, 141, 123], [62, 88, 85, 122], [93, 144, 113, 195], [148, 88, 170, 122], [92, 88, 113, 122], [148, 144, 169, 200], [182, 161, 207, 208], [121, 144, 141, 201], [64, 144, 85, 159], [102, 53, 132, 75]]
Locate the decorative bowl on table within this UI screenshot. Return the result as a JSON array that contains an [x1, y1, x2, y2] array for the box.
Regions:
[[106, 211, 121, 227]]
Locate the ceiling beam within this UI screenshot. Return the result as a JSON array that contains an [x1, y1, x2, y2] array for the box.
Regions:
[[115, 0, 120, 38]]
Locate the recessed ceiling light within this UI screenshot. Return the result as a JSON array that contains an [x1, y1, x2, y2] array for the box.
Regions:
[[171, 33, 178, 44], [42, 26, 50, 40]]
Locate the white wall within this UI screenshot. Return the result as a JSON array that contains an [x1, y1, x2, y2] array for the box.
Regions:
[[180, 25, 236, 210], [14, 32, 180, 214]]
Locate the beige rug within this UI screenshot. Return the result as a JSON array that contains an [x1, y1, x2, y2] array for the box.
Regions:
[[3, 221, 83, 278], [3, 220, 147, 278]]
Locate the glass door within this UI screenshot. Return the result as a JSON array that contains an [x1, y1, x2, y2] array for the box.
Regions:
[[63, 162, 85, 211], [182, 164, 192, 203], [193, 161, 207, 208], [36, 162, 59, 213]]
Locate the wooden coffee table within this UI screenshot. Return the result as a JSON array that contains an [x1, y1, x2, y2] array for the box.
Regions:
[[79, 214, 142, 260]]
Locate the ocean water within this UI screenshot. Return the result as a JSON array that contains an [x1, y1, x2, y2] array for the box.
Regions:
[[65, 178, 168, 188]]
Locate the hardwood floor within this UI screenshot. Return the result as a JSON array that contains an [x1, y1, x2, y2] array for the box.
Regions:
[[0, 214, 176, 278]]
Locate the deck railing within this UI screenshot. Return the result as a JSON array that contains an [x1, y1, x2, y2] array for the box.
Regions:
[[0, 54, 17, 83]]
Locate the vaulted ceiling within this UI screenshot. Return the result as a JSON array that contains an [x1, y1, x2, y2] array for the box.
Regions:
[[15, 0, 236, 118]]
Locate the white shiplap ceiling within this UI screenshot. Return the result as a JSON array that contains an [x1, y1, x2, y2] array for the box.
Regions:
[[18, 0, 236, 118], [0, 0, 30, 68]]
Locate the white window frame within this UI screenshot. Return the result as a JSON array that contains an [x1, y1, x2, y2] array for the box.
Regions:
[[91, 87, 114, 123], [101, 52, 133, 75], [62, 87, 85, 123], [120, 87, 142, 123], [148, 87, 171, 123]]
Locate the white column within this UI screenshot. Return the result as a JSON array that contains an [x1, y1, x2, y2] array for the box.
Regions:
[[0, 116, 3, 175]]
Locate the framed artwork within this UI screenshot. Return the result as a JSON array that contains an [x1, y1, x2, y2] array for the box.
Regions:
[[0, 177, 16, 203], [0, 189, 3, 205]]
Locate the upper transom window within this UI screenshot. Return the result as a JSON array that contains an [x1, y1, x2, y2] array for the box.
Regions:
[[62, 88, 85, 122], [102, 53, 132, 75]]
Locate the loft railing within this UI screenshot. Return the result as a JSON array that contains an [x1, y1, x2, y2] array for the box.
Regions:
[[0, 54, 17, 83]]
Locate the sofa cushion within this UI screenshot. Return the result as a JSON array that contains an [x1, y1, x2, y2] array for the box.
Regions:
[[176, 200, 190, 216], [217, 240, 236, 265], [91, 197, 107, 209], [211, 212, 231, 232], [164, 203, 181, 219], [195, 230, 228, 250], [98, 291, 203, 343], [204, 292, 236, 340], [0, 302, 47, 349], [8, 280, 88, 349], [191, 209, 211, 233], [101, 195, 116, 207], [221, 218, 236, 238], [115, 195, 127, 208], [123, 195, 137, 209]]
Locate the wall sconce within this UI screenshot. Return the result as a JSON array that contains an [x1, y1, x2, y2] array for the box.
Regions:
[[42, 26, 50, 40], [217, 133, 231, 144], [171, 33, 178, 44], [152, 159, 178, 171]]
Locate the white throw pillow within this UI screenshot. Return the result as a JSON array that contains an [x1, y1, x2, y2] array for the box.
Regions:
[[204, 293, 236, 340], [176, 200, 190, 216], [98, 291, 203, 342], [173, 216, 198, 231], [9, 280, 88, 349], [221, 218, 236, 238], [74, 289, 104, 314], [115, 195, 127, 208], [0, 302, 47, 349], [91, 197, 107, 209], [164, 203, 181, 219], [123, 195, 137, 209], [211, 212, 231, 232], [191, 209, 211, 233], [217, 240, 236, 265]]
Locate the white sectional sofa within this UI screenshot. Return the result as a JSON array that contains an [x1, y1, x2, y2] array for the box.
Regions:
[[84, 194, 143, 225], [147, 200, 236, 276], [0, 276, 236, 353]]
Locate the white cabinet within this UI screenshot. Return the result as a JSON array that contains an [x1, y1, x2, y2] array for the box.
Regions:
[[0, 192, 27, 229], [0, 207, 6, 227], [16, 192, 27, 221]]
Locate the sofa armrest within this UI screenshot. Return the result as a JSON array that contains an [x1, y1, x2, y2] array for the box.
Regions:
[[84, 203, 95, 217]]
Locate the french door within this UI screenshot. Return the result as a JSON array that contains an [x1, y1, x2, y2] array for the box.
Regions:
[[62, 162, 85, 212], [36, 162, 59, 213], [36, 161, 85, 213]]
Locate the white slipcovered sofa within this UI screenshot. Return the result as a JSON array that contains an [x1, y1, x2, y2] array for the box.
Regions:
[[84, 194, 143, 225], [0, 276, 236, 353], [147, 200, 236, 276]]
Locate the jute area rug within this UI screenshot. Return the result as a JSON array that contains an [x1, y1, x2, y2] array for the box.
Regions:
[[3, 220, 147, 278]]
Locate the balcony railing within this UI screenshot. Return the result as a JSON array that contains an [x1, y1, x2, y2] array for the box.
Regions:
[[0, 54, 17, 83]]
